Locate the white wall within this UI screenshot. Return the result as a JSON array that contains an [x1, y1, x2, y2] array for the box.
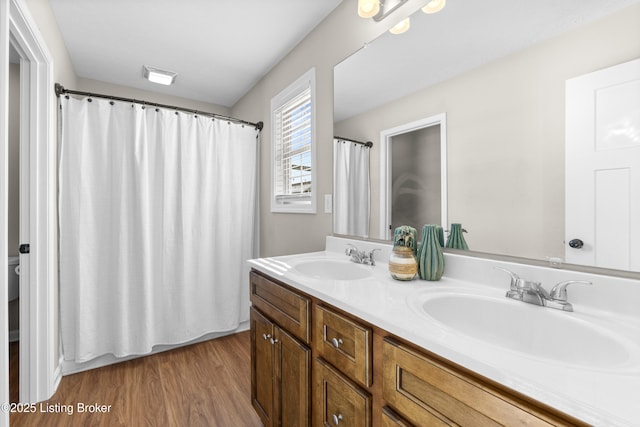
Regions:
[[335, 4, 640, 261], [232, 0, 433, 257]]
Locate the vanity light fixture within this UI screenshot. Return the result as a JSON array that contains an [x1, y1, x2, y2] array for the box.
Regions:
[[422, 0, 446, 14], [389, 17, 411, 34], [143, 65, 177, 86], [358, 0, 408, 22]]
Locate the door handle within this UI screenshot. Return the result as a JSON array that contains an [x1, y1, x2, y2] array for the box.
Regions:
[[568, 239, 584, 249]]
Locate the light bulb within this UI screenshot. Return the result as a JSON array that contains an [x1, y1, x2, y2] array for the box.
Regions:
[[358, 0, 380, 18], [422, 0, 446, 14], [389, 17, 410, 35]]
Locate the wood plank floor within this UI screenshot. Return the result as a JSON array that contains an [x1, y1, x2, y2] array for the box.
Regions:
[[9, 331, 262, 426]]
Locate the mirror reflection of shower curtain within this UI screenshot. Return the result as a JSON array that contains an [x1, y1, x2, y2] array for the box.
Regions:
[[58, 96, 259, 363], [333, 139, 370, 238]]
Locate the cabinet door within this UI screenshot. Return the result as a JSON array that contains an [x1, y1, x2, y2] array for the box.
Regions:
[[275, 326, 311, 427], [251, 307, 275, 427], [314, 358, 372, 427]]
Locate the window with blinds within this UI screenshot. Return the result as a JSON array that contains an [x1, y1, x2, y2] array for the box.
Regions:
[[271, 69, 316, 213]]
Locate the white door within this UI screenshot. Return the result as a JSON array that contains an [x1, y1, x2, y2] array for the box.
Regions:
[[565, 58, 640, 270]]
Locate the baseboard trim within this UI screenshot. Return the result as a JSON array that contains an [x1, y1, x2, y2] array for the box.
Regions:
[[52, 353, 64, 392], [61, 321, 250, 375]]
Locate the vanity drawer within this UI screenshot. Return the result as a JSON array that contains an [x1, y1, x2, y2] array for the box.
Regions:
[[314, 305, 372, 387], [314, 358, 372, 427], [250, 271, 310, 344], [383, 338, 569, 427]]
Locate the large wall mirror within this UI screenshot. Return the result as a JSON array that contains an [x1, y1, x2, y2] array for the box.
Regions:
[[333, 0, 640, 273]]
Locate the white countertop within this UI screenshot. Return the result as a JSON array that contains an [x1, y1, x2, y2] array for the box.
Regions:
[[247, 237, 640, 426]]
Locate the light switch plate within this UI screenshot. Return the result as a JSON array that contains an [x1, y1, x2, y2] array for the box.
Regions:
[[324, 194, 332, 213]]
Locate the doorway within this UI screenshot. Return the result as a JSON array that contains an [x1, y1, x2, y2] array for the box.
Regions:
[[379, 113, 447, 240], [8, 44, 21, 404], [565, 58, 640, 270], [1, 0, 58, 412]]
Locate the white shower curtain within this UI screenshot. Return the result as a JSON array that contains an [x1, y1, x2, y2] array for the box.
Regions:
[[58, 96, 259, 362], [333, 139, 370, 238]]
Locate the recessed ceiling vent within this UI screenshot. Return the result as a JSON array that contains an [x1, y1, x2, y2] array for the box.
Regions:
[[143, 65, 177, 86]]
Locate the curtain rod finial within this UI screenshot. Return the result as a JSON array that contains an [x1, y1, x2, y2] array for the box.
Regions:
[[256, 121, 264, 131], [55, 83, 65, 97]]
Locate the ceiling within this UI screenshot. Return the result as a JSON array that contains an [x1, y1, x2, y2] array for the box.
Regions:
[[334, 0, 640, 122], [49, 0, 343, 107]]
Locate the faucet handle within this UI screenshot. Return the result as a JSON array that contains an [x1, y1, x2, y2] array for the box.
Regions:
[[368, 248, 381, 265], [345, 243, 358, 256], [550, 280, 592, 301], [494, 266, 520, 290]]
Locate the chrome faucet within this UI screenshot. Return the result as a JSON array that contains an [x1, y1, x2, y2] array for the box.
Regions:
[[345, 244, 380, 266], [495, 267, 591, 312]]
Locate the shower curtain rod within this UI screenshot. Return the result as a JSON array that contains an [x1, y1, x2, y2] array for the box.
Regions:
[[334, 135, 373, 148], [54, 83, 264, 131]]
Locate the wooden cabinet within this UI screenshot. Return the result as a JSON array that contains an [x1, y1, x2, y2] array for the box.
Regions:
[[313, 305, 373, 426], [250, 269, 588, 427], [314, 305, 372, 388], [382, 338, 582, 427], [251, 307, 276, 426], [250, 270, 310, 344], [381, 407, 413, 427], [250, 272, 311, 427], [313, 358, 372, 427]]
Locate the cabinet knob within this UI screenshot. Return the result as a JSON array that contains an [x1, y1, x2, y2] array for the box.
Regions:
[[262, 333, 271, 341], [331, 337, 343, 349], [332, 413, 343, 425], [270, 337, 279, 345]]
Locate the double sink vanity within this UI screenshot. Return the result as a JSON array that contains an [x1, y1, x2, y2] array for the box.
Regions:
[[248, 236, 640, 426]]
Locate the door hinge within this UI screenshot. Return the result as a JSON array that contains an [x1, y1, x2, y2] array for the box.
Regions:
[[19, 244, 30, 254]]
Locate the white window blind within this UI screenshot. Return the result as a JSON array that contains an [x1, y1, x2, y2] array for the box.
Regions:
[[274, 87, 312, 199], [271, 68, 316, 213]]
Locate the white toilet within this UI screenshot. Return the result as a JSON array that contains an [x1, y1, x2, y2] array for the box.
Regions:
[[8, 256, 19, 302]]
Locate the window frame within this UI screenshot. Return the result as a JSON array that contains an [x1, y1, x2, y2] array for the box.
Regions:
[[270, 68, 317, 213]]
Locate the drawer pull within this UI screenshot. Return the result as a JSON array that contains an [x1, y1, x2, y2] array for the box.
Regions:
[[331, 337, 344, 348], [262, 333, 271, 341], [270, 337, 279, 345], [332, 413, 343, 425]]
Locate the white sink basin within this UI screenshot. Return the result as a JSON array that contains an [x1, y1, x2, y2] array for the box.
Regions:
[[411, 289, 640, 371], [292, 259, 373, 281]]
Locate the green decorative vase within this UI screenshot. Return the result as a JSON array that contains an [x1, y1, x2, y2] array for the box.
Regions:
[[445, 223, 469, 250], [417, 224, 445, 281]]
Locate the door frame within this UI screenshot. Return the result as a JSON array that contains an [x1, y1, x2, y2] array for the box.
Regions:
[[1, 0, 59, 409], [379, 113, 448, 240], [1, 0, 10, 420]]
